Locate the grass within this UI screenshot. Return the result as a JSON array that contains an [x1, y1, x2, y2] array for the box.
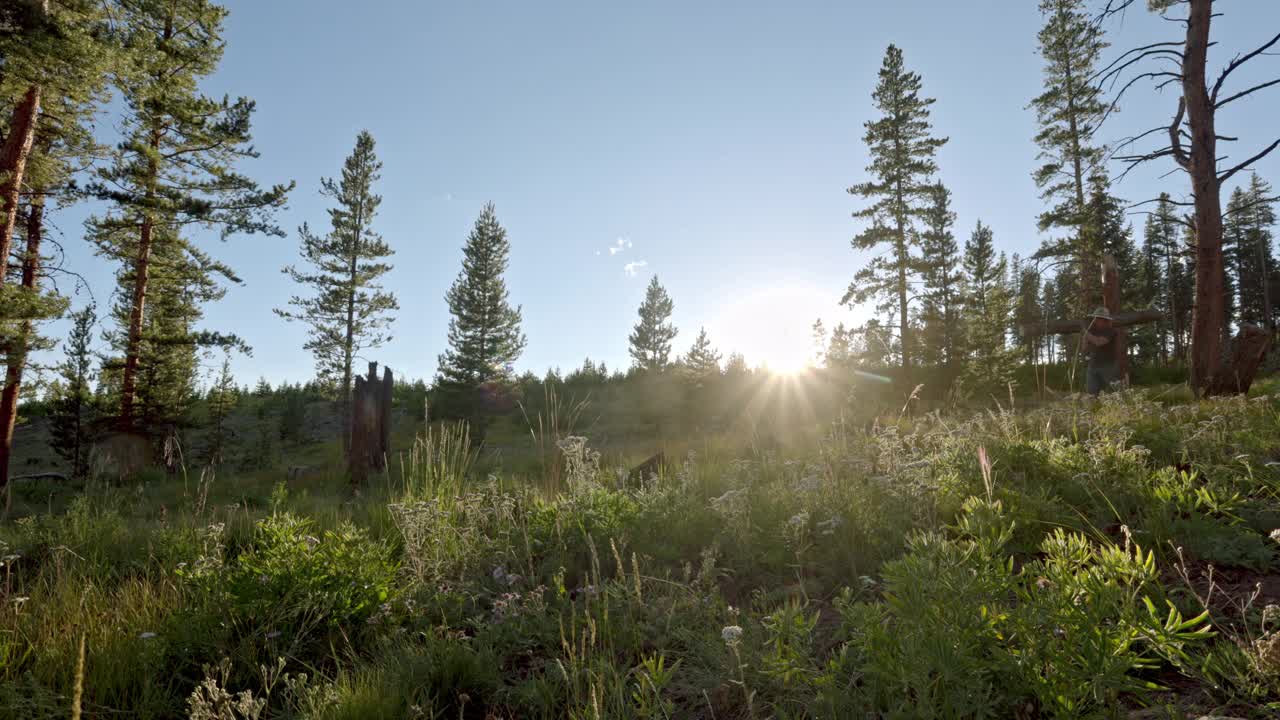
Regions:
[[3, 381, 1280, 718]]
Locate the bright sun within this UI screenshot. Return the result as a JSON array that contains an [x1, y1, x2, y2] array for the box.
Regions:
[[709, 286, 842, 374]]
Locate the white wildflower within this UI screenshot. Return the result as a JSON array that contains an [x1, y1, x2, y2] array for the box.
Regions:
[[721, 625, 743, 647]]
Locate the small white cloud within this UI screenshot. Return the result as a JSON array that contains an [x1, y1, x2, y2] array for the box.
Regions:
[[440, 192, 454, 202], [624, 260, 648, 277], [595, 250, 601, 256], [608, 236, 632, 256]]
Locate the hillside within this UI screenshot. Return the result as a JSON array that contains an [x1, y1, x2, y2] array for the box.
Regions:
[[3, 385, 1280, 718]]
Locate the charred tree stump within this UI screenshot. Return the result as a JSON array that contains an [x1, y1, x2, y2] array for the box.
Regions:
[[349, 361, 394, 485], [1205, 325, 1272, 396]]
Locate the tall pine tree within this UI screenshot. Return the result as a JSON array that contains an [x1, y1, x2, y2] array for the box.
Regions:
[[1031, 0, 1108, 314], [961, 229, 1017, 394], [1228, 175, 1277, 330], [917, 182, 962, 371], [87, 0, 292, 431], [844, 44, 947, 380], [628, 275, 678, 373], [437, 203, 526, 412], [276, 130, 397, 449]]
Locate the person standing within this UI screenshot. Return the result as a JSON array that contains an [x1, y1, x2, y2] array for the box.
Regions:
[[1083, 307, 1119, 396]]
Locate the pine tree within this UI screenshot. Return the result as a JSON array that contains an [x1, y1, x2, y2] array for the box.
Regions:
[[1230, 175, 1277, 330], [724, 352, 750, 377], [101, 227, 238, 430], [918, 182, 962, 371], [1171, 224, 1196, 362], [1011, 255, 1044, 364], [276, 131, 397, 449], [825, 323, 853, 370], [0, 0, 115, 284], [1, 1, 115, 488], [1031, 0, 1108, 314], [628, 275, 678, 373], [437, 204, 527, 413], [844, 44, 947, 379], [682, 327, 722, 380], [810, 319, 828, 367], [205, 352, 237, 466], [1134, 202, 1169, 363], [962, 247, 1017, 394], [48, 305, 98, 478], [959, 223, 1016, 390], [963, 220, 1006, 318], [87, 0, 292, 431]]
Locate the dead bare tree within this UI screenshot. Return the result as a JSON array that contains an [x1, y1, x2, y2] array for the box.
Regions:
[[1097, 0, 1280, 395]]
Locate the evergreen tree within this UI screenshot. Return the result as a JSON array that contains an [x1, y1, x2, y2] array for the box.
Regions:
[[0, 0, 116, 285], [87, 0, 292, 430], [1031, 0, 1108, 314], [628, 275, 678, 372], [811, 319, 828, 367], [825, 323, 853, 370], [1, 2, 115, 488], [48, 305, 98, 478], [844, 44, 947, 379], [959, 223, 1016, 390], [1141, 194, 1184, 362], [1134, 201, 1169, 363], [682, 327, 722, 380], [437, 203, 526, 409], [963, 220, 1006, 318], [101, 227, 235, 430], [962, 248, 1017, 394], [918, 182, 962, 371], [1011, 255, 1044, 365], [1171, 224, 1196, 362], [724, 352, 750, 377], [205, 352, 236, 466], [1230, 175, 1277, 330], [276, 131, 397, 449]]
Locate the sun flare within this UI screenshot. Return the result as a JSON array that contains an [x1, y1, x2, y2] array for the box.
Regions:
[[709, 286, 843, 374]]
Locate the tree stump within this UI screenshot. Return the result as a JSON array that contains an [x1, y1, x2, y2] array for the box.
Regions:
[[349, 362, 394, 485], [1205, 325, 1272, 396]]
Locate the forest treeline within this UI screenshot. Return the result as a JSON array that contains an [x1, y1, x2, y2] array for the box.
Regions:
[[2, 0, 1278, 485]]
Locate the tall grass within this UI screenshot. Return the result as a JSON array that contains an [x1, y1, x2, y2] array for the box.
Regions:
[[519, 384, 594, 493], [395, 421, 477, 501]]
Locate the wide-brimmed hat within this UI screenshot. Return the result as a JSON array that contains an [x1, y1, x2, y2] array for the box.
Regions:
[[1087, 306, 1113, 320]]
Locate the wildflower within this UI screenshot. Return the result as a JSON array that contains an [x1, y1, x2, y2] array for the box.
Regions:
[[265, 630, 282, 639], [1270, 529, 1280, 543], [12, 596, 30, 605], [138, 632, 157, 639], [721, 625, 744, 647], [1263, 604, 1280, 627]]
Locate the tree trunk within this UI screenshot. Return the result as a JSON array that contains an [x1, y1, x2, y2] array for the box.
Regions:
[[0, 197, 45, 490], [0, 84, 41, 284], [340, 199, 365, 457], [119, 213, 155, 430], [1183, 0, 1225, 396]]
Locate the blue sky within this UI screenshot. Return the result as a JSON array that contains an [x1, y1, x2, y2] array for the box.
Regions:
[[41, 0, 1280, 387]]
